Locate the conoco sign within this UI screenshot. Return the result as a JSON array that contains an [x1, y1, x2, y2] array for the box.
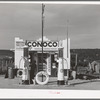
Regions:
[[26, 41, 58, 48]]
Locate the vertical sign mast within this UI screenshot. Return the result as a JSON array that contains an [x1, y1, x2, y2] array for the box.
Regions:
[[67, 20, 69, 58], [67, 19, 69, 81], [42, 4, 45, 81]]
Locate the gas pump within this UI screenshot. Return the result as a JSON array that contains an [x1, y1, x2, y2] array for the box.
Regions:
[[18, 46, 30, 85], [57, 48, 65, 85], [22, 45, 30, 85]]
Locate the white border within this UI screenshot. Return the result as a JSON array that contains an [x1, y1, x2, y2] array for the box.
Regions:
[[0, 89, 100, 99], [0, 1, 100, 99], [0, 1, 99, 4]]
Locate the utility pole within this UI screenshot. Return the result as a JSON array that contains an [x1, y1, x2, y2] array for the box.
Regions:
[[42, 3, 45, 81]]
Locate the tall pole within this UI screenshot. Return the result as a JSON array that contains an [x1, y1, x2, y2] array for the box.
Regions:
[[67, 20, 69, 58], [67, 19, 69, 81], [42, 4, 45, 81]]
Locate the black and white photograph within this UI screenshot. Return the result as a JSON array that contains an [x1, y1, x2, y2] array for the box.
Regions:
[[0, 1, 100, 98]]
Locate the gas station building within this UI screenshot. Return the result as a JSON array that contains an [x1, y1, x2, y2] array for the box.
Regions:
[[14, 36, 70, 77]]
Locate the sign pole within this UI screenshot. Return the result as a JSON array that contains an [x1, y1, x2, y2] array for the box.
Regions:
[[67, 20, 69, 59], [42, 4, 45, 82], [67, 20, 69, 82]]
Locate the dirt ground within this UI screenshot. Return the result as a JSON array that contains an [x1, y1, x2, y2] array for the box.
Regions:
[[0, 75, 100, 90]]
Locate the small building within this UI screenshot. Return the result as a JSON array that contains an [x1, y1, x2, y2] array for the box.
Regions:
[[14, 36, 70, 77]]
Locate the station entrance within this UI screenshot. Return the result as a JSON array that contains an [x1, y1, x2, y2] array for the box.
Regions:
[[38, 53, 48, 72], [29, 51, 58, 77]]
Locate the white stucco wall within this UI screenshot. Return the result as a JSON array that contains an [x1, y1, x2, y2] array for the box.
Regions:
[[14, 37, 70, 70], [15, 37, 25, 69]]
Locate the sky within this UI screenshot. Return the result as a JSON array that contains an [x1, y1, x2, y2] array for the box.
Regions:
[[0, 3, 100, 49]]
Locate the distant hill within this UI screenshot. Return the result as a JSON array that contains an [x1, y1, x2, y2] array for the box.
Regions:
[[0, 50, 14, 59], [71, 49, 100, 67], [71, 49, 100, 61]]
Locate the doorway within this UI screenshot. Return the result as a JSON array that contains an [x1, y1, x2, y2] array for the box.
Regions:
[[38, 53, 47, 72]]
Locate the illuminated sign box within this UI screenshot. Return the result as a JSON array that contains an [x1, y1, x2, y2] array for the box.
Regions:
[[15, 40, 63, 52], [26, 41, 59, 48], [24, 41, 60, 51]]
